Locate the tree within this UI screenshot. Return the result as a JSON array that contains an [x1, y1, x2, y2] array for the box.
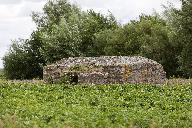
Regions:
[[94, 15, 179, 77], [3, 0, 82, 79], [3, 0, 119, 79], [39, 15, 82, 63], [136, 15, 179, 77], [161, 3, 185, 77], [3, 39, 44, 79], [79, 10, 119, 56], [32, 0, 119, 62], [178, 0, 192, 77], [32, 0, 83, 63]]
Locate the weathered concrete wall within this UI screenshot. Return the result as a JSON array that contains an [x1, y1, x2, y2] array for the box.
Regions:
[[43, 56, 166, 84]]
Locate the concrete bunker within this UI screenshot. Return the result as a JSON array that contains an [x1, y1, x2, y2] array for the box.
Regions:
[[43, 56, 166, 84]]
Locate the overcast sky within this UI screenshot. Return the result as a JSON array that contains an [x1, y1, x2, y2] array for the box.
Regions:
[[0, 0, 181, 68]]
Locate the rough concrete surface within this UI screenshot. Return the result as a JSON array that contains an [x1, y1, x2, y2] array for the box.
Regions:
[[43, 56, 166, 84]]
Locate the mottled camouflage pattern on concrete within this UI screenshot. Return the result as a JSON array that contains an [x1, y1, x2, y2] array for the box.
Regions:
[[43, 56, 166, 84]]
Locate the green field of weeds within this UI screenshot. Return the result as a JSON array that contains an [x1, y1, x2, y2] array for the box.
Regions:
[[0, 80, 192, 128]]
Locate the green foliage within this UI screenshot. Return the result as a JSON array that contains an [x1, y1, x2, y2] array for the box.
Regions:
[[47, 75, 54, 84], [3, 39, 44, 80], [135, 15, 179, 77], [79, 10, 119, 56], [0, 81, 192, 127], [39, 16, 82, 63], [32, 0, 83, 63], [95, 15, 179, 77], [0, 69, 4, 79], [69, 64, 85, 72], [178, 0, 192, 77], [32, 0, 81, 28], [161, 1, 192, 78], [57, 74, 71, 84], [32, 0, 119, 61]]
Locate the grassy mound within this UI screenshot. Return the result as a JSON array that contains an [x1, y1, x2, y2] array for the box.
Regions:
[[0, 80, 191, 128]]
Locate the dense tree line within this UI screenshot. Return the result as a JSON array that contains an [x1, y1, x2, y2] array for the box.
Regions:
[[3, 0, 192, 79]]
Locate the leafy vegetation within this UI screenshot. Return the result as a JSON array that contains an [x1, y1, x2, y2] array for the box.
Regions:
[[94, 15, 179, 77], [178, 0, 192, 77], [0, 69, 5, 79], [0, 80, 191, 127]]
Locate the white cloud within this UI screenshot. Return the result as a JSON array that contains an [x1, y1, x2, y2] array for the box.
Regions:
[[0, 17, 37, 65], [0, 0, 23, 5], [0, 0, 181, 68], [17, 1, 46, 17], [70, 0, 181, 23], [0, 0, 45, 5], [0, 0, 46, 68]]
